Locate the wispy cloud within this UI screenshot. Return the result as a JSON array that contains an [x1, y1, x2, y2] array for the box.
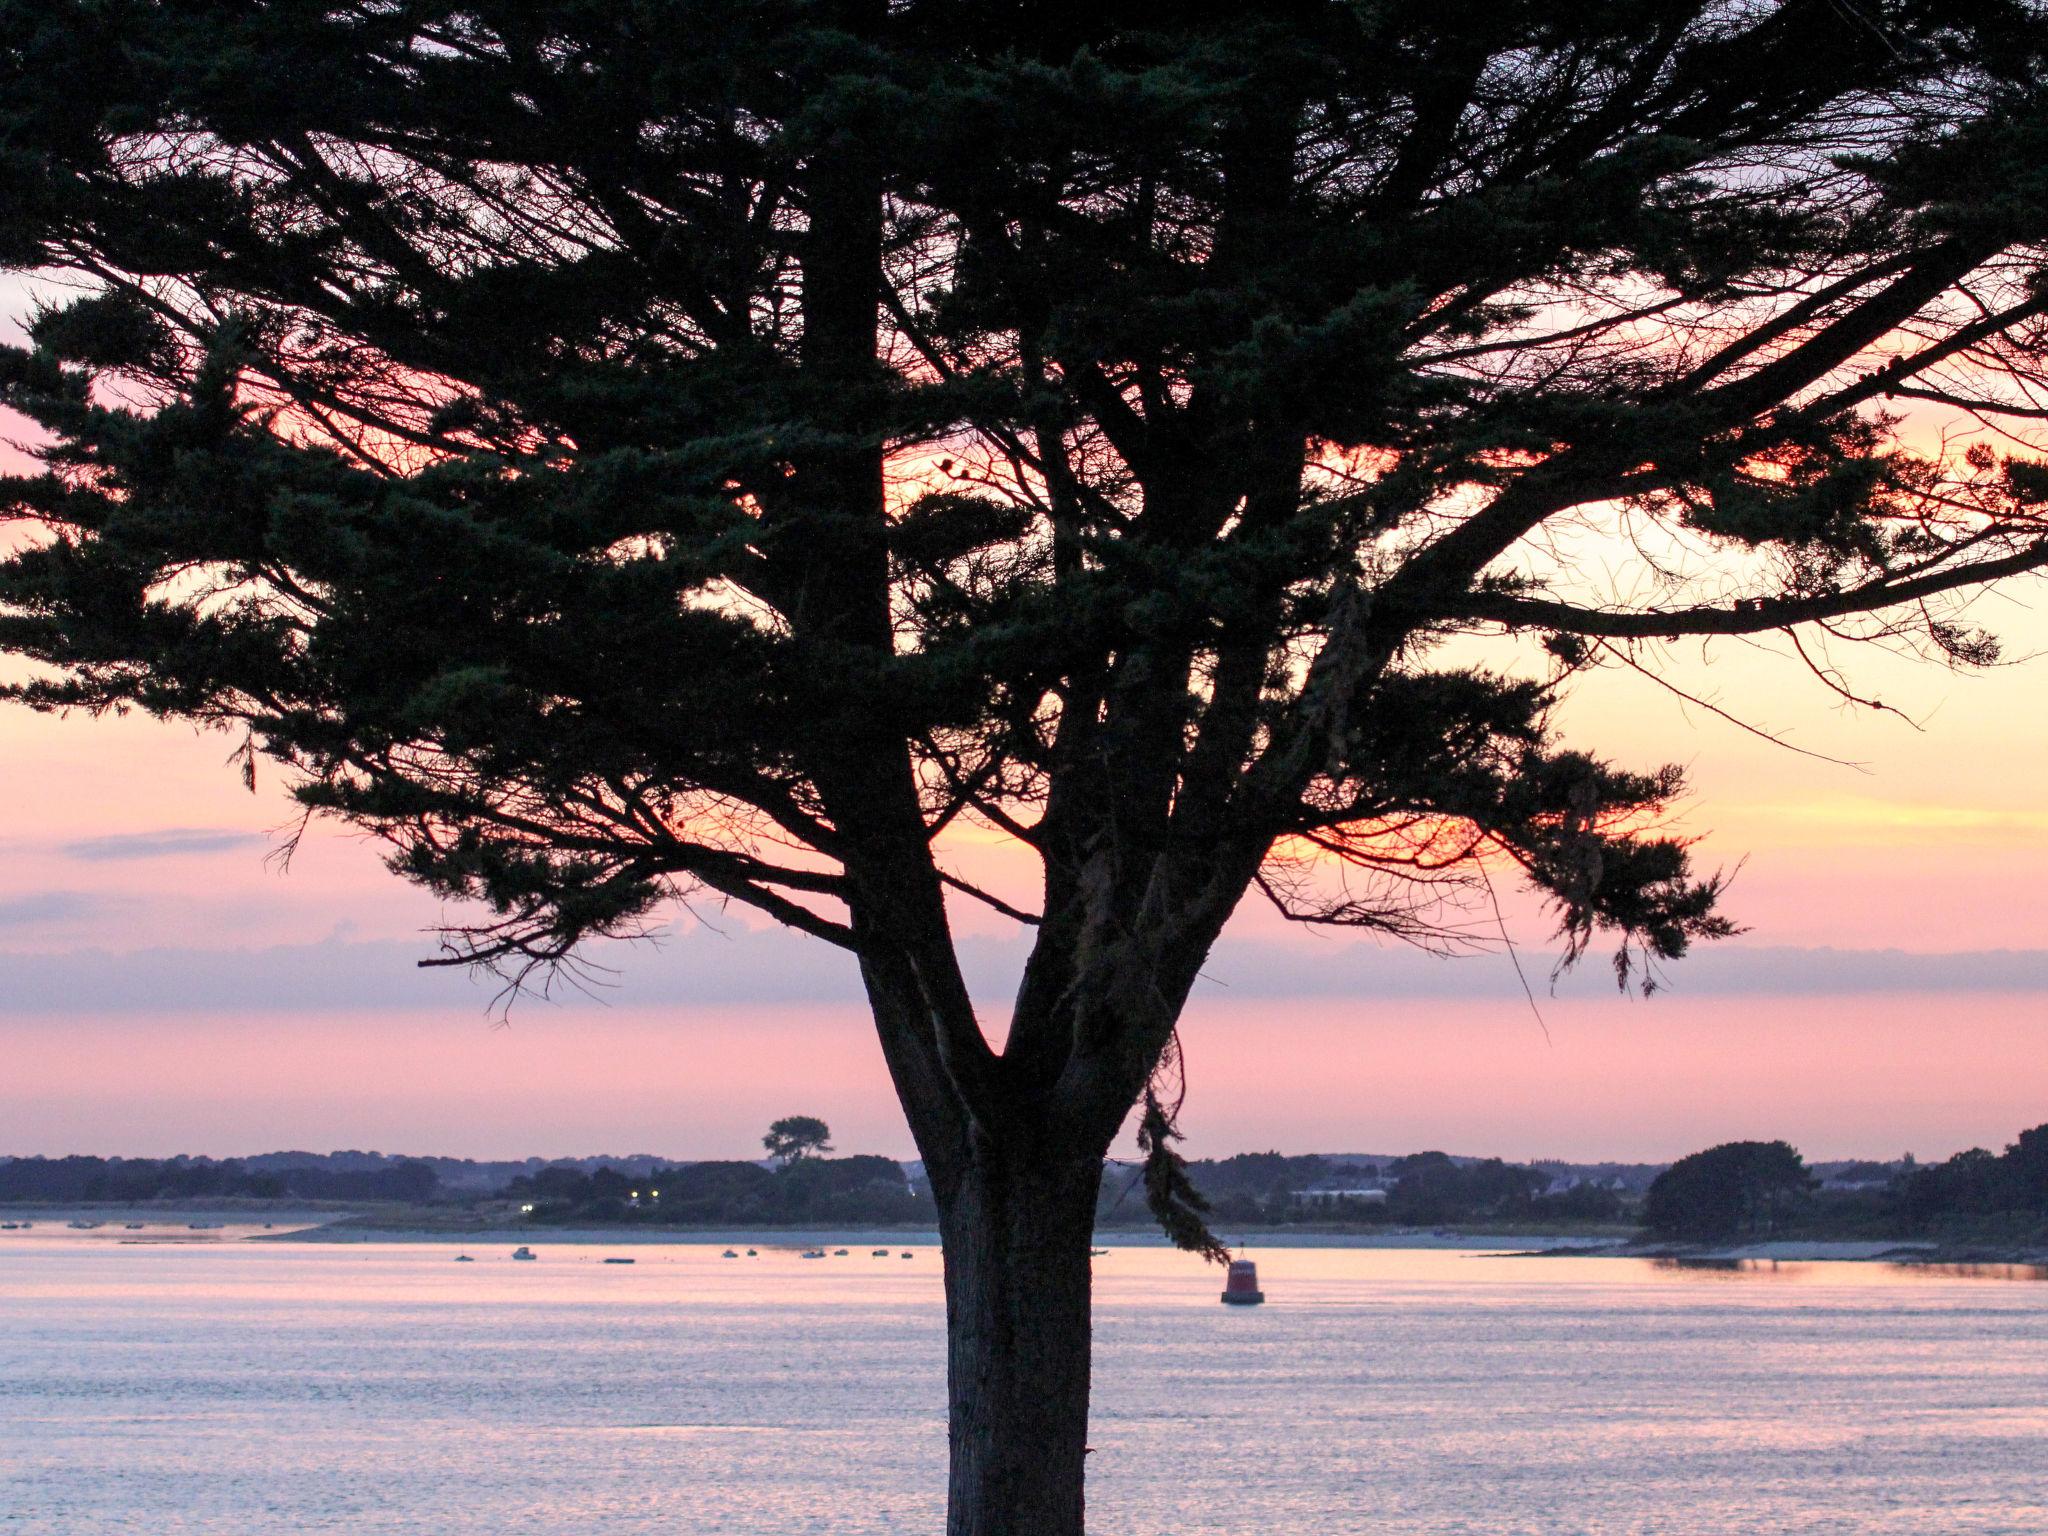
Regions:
[[1726, 797, 2048, 843], [59, 827, 268, 863], [0, 890, 99, 929], [0, 928, 2040, 1014]]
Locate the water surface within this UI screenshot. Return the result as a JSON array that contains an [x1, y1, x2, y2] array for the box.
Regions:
[[2, 1228, 2044, 1534]]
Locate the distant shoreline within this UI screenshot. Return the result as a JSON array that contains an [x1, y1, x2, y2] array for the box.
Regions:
[[261, 1224, 2048, 1264], [255, 1217, 1626, 1249], [9, 1207, 2042, 1265], [1555, 1237, 2048, 1266], [258, 1226, 1631, 1251]]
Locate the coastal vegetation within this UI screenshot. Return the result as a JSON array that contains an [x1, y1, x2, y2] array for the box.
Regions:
[[10, 1122, 2043, 1252], [1641, 1141, 1815, 1240], [1635, 1127, 2048, 1245], [0, 1153, 439, 1204], [504, 1152, 924, 1225]]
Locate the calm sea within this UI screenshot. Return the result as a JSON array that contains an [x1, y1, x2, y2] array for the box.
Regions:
[[2, 1228, 2044, 1534]]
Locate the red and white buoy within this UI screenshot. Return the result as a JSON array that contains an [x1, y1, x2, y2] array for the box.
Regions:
[[1220, 1257, 1264, 1305]]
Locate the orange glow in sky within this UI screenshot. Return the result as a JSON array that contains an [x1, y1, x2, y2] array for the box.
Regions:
[[2, 282, 2045, 1166]]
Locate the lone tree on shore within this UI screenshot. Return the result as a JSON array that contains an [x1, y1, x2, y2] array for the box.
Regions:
[[763, 1115, 834, 1165], [7, 5, 2048, 1531], [1644, 1140, 1817, 1241]]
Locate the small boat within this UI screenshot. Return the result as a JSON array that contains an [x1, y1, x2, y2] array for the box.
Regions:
[[67, 1220, 100, 1230], [800, 1249, 826, 1259], [603, 1257, 635, 1265], [187, 1222, 223, 1231], [511, 1246, 537, 1261], [1, 1222, 18, 1231], [722, 1249, 739, 1258], [1090, 1248, 1109, 1257], [900, 1251, 913, 1259], [872, 1248, 889, 1257], [124, 1223, 145, 1230], [833, 1248, 849, 1256], [746, 1248, 758, 1257], [454, 1254, 475, 1262]]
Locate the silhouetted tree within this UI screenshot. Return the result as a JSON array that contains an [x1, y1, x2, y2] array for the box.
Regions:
[[8, 7, 2048, 1531], [1386, 1152, 1546, 1224], [1644, 1141, 1816, 1240], [1895, 1122, 2048, 1226], [762, 1116, 835, 1165], [2003, 1124, 2048, 1210], [1531, 1181, 1626, 1223], [587, 1165, 633, 1201], [649, 1159, 777, 1219]]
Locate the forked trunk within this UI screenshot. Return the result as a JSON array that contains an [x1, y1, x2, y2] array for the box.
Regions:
[[937, 1152, 1102, 1536]]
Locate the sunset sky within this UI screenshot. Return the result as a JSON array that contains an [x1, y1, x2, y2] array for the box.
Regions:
[[3, 274, 2044, 1168]]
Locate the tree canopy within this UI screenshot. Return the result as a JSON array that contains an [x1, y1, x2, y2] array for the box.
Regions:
[[1896, 1122, 2048, 1224], [8, 3, 2048, 1161], [763, 1114, 835, 1163], [8, 5, 2048, 1529], [1643, 1139, 1815, 1240]]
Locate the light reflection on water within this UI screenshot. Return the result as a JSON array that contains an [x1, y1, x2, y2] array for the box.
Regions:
[[1647, 1255, 2048, 1283], [2, 1230, 2045, 1534]]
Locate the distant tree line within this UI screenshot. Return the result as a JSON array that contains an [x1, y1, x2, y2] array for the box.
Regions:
[[0, 1155, 439, 1203], [1894, 1127, 2048, 1231], [495, 1145, 1624, 1230], [1098, 1150, 1628, 1230], [501, 1154, 922, 1226], [1640, 1124, 2048, 1243], [240, 1149, 672, 1192], [12, 1122, 2040, 1241]]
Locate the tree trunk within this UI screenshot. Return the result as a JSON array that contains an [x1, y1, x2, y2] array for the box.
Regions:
[[936, 1150, 1102, 1536]]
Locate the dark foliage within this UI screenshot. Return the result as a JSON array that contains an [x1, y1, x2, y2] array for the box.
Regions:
[[501, 1154, 921, 1226], [1383, 1152, 1548, 1225], [1894, 1124, 2048, 1226], [0, 1154, 436, 1203], [1527, 1181, 1626, 1223], [763, 1116, 835, 1165], [1134, 1089, 1231, 1262], [1107, 1149, 1611, 1229], [1643, 1141, 1815, 1240]]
